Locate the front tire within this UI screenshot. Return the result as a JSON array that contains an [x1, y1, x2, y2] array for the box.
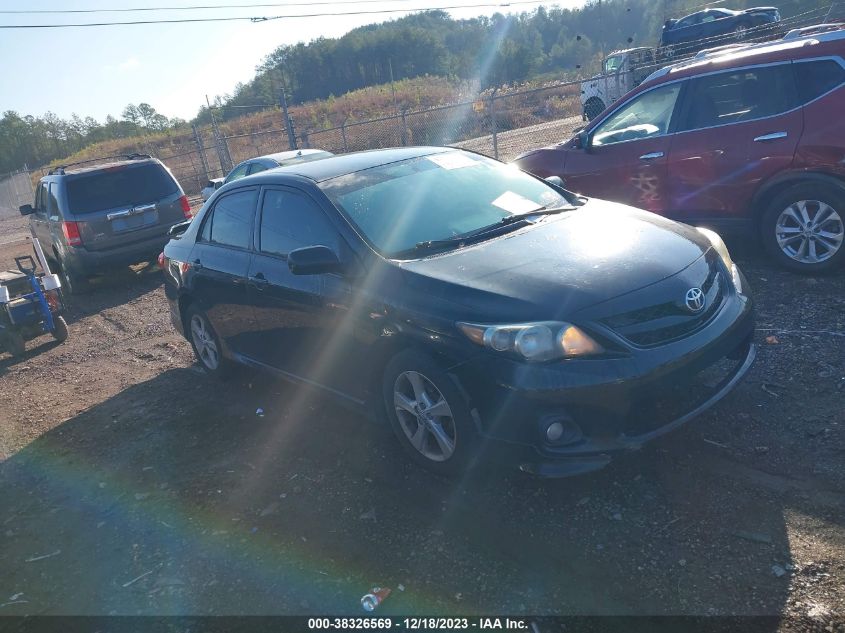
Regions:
[[382, 349, 478, 476], [583, 97, 606, 122], [185, 306, 231, 379], [760, 182, 845, 273]]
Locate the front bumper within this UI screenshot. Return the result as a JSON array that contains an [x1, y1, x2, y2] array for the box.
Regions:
[[450, 286, 755, 477]]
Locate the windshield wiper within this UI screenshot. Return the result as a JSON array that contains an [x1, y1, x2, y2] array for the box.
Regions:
[[413, 205, 577, 250]]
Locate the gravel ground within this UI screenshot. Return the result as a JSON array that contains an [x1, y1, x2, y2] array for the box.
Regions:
[[0, 211, 843, 625]]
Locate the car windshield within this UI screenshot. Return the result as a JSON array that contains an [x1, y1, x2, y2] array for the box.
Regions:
[[319, 152, 569, 256], [65, 163, 178, 214], [605, 55, 624, 73]]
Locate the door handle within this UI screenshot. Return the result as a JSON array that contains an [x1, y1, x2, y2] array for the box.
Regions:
[[249, 273, 269, 289], [192, 259, 203, 270], [754, 132, 787, 142], [639, 151, 664, 160]]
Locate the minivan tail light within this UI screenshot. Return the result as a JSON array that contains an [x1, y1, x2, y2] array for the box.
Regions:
[[179, 195, 192, 219], [62, 221, 83, 247]]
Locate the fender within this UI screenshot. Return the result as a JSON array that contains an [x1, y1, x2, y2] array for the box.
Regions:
[[751, 169, 845, 221]]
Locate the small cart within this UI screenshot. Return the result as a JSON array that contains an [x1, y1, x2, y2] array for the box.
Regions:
[[0, 238, 69, 358]]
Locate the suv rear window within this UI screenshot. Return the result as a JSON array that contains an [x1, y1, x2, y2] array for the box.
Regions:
[[795, 59, 845, 103], [65, 163, 178, 214]]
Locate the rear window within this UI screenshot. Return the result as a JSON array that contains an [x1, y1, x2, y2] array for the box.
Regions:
[[65, 163, 178, 214], [795, 59, 845, 103]]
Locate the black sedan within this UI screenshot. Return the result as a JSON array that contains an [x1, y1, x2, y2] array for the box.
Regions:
[[161, 147, 755, 477], [660, 6, 782, 57]]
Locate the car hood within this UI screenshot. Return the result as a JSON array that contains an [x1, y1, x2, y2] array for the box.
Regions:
[[397, 200, 713, 321]]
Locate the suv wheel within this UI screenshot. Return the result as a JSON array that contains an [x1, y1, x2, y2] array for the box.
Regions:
[[382, 349, 478, 476], [584, 97, 606, 122], [761, 183, 845, 273], [186, 306, 231, 378]]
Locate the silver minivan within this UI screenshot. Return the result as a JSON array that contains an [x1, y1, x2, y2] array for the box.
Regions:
[[20, 154, 192, 294]]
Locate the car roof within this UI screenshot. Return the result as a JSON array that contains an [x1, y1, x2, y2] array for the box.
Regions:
[[253, 146, 453, 183], [643, 26, 845, 86]]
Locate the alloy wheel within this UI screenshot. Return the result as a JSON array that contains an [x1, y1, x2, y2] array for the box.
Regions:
[[775, 200, 844, 265], [393, 370, 457, 462], [734, 25, 748, 40], [190, 314, 220, 370]]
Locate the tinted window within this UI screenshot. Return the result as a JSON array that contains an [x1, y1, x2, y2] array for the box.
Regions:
[[225, 163, 250, 184], [795, 59, 845, 103], [248, 163, 269, 176], [35, 184, 46, 212], [678, 64, 796, 131], [65, 163, 178, 214], [259, 189, 337, 257], [47, 183, 59, 218], [206, 189, 256, 249], [592, 82, 682, 146]]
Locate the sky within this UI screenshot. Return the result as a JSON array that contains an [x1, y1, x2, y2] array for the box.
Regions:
[[0, 0, 584, 123]]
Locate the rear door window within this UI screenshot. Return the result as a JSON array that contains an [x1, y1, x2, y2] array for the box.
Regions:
[[202, 188, 257, 250], [677, 63, 797, 131], [225, 163, 250, 184], [65, 163, 178, 214], [248, 163, 269, 176], [794, 59, 845, 103], [258, 189, 338, 257]]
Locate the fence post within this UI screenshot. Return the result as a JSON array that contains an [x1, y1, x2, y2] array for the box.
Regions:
[[192, 124, 210, 183], [400, 109, 408, 147], [490, 91, 499, 160], [300, 129, 309, 149], [341, 122, 349, 153], [279, 86, 298, 150], [206, 95, 233, 173]]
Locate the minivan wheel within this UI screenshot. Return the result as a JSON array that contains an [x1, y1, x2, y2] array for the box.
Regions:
[[382, 350, 478, 476], [186, 307, 231, 378], [51, 316, 69, 343], [57, 261, 89, 295], [761, 183, 845, 273]]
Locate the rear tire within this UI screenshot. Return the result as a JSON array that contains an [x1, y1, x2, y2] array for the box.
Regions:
[[57, 260, 89, 295], [185, 306, 232, 379], [583, 97, 606, 122], [381, 349, 479, 477], [51, 316, 69, 343], [760, 182, 845, 274]]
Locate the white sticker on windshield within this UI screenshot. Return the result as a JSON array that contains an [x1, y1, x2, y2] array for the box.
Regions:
[[427, 153, 478, 170], [491, 191, 542, 214]]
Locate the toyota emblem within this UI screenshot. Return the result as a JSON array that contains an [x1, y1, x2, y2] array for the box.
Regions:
[[685, 287, 706, 313]]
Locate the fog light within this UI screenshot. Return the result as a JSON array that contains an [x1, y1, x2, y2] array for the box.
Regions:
[[546, 422, 565, 442]]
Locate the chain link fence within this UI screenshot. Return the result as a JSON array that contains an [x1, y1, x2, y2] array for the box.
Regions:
[[1, 4, 840, 210]]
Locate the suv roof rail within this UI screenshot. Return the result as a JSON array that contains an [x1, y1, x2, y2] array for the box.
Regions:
[[47, 152, 153, 176], [693, 43, 749, 59], [783, 22, 845, 40]]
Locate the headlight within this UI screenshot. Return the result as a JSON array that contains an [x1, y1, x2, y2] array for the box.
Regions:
[[457, 321, 604, 361], [696, 227, 743, 294]]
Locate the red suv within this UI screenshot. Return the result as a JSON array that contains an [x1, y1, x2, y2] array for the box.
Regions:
[[514, 26, 845, 273]]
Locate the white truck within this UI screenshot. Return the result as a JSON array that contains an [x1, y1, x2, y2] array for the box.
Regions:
[[579, 47, 658, 121]]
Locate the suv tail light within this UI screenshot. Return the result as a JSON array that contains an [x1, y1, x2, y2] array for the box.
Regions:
[[62, 221, 83, 247], [179, 195, 192, 219]]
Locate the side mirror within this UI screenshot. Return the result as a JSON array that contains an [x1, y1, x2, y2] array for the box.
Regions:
[[545, 176, 566, 189], [168, 220, 191, 237], [19, 204, 34, 216], [577, 130, 592, 153], [287, 245, 343, 275]]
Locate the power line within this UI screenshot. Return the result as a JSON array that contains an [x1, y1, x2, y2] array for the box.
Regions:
[[0, 0, 556, 28], [0, 0, 427, 15]]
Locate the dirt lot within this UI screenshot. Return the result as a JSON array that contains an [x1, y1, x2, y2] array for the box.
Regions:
[[0, 211, 843, 623]]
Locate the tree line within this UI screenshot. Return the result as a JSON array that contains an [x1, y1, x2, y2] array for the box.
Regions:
[[2, 0, 831, 171]]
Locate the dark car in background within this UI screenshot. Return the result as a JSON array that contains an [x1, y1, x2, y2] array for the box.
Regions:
[[514, 28, 845, 273], [660, 6, 782, 57], [162, 147, 755, 478], [20, 154, 192, 293], [201, 149, 334, 200]]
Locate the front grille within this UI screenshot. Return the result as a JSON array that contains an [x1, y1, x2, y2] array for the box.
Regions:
[[601, 256, 727, 347]]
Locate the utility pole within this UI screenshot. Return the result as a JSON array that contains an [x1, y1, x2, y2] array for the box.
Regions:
[[278, 75, 298, 150]]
